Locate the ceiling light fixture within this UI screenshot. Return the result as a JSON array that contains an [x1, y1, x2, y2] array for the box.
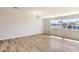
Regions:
[[32, 10, 43, 19]]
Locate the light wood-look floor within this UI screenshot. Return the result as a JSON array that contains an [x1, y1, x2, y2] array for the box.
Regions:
[[0, 34, 79, 52]]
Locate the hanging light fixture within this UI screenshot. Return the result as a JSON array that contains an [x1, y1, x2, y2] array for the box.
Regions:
[[32, 10, 43, 19]]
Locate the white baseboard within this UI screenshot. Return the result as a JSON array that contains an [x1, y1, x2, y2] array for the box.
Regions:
[[0, 32, 43, 40]]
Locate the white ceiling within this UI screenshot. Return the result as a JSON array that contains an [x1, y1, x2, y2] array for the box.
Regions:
[[0, 7, 79, 18]]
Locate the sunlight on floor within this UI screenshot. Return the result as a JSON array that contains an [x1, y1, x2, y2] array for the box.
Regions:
[[50, 35, 79, 43], [65, 38, 79, 43], [49, 35, 62, 39]]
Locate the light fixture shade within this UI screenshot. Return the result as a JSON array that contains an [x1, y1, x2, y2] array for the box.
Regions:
[[32, 10, 43, 19]]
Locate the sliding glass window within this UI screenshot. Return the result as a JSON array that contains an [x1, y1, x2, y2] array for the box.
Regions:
[[50, 18, 79, 30], [50, 20, 62, 29], [63, 18, 79, 30]]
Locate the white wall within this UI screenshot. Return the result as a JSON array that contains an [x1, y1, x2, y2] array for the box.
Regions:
[[50, 29, 79, 40], [0, 10, 43, 40], [43, 19, 50, 34]]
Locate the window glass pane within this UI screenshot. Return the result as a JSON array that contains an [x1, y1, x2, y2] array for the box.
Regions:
[[50, 20, 61, 29], [63, 18, 79, 30], [50, 18, 79, 30]]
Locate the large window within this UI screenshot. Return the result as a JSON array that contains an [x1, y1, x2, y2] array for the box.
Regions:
[[50, 20, 62, 29], [63, 18, 79, 30], [50, 18, 79, 30]]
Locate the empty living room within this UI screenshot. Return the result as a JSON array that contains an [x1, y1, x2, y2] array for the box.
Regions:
[[0, 7, 79, 52]]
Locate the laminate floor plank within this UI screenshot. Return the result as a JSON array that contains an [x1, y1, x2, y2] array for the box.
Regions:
[[0, 34, 79, 52]]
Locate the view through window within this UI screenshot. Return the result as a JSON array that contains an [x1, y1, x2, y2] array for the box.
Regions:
[[50, 20, 61, 29], [50, 18, 79, 30]]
